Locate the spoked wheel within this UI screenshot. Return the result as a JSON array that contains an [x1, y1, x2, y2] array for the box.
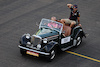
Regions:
[[75, 35, 82, 47], [47, 49, 56, 62]]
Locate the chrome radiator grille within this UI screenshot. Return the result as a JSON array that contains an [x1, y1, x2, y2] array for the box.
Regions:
[[32, 36, 41, 47]]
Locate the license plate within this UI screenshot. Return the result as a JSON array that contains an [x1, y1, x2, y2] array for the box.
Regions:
[[26, 51, 39, 57]]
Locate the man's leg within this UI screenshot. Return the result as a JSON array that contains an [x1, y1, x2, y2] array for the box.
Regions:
[[70, 20, 76, 28], [61, 19, 70, 24], [61, 19, 76, 28]]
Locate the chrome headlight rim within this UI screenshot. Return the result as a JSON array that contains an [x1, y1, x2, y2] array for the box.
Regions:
[[27, 42, 31, 45], [37, 44, 41, 49], [43, 38, 48, 43]]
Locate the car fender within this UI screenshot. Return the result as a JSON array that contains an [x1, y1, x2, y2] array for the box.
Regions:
[[44, 41, 58, 52], [19, 35, 26, 45], [19, 34, 31, 46], [73, 29, 83, 46], [74, 29, 83, 39]]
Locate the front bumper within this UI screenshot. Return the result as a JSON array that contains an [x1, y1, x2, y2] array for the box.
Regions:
[[18, 45, 50, 55]]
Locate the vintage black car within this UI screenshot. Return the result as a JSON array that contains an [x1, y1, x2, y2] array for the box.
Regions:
[[18, 18, 85, 61]]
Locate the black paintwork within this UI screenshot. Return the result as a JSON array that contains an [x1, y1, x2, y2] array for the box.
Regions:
[[19, 25, 84, 54]]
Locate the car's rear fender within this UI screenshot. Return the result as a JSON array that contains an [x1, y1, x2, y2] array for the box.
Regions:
[[71, 26, 83, 38], [74, 29, 83, 39]]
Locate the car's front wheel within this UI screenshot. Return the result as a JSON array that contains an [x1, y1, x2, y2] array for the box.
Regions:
[[20, 48, 26, 56], [47, 49, 56, 62]]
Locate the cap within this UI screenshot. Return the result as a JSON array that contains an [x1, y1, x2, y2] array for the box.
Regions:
[[73, 5, 78, 8]]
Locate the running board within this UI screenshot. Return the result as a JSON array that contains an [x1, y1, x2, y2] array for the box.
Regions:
[[61, 45, 74, 51]]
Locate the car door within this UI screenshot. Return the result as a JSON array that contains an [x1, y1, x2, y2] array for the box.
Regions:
[[59, 34, 73, 51]]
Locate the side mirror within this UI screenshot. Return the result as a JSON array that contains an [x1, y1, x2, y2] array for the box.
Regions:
[[36, 22, 39, 26]]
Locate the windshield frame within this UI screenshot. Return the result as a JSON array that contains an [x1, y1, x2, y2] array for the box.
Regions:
[[39, 18, 63, 34]]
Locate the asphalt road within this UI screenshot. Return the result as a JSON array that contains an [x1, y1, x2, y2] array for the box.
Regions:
[[0, 0, 100, 67]]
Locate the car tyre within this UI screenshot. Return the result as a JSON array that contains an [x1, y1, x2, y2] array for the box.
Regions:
[[75, 34, 82, 47], [20, 48, 26, 56], [47, 49, 56, 62]]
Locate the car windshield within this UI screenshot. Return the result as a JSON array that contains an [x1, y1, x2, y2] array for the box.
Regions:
[[37, 28, 52, 35], [39, 18, 63, 34]]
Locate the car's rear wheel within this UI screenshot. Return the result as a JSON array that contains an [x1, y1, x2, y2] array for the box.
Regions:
[[75, 34, 82, 47]]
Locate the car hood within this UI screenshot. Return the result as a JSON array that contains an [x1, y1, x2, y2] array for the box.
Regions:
[[38, 30, 59, 38]]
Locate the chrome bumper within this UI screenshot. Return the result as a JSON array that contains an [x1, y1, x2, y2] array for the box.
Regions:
[[18, 45, 50, 55]]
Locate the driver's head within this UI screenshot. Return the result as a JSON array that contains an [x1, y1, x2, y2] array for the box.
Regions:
[[51, 16, 57, 21], [73, 5, 78, 12]]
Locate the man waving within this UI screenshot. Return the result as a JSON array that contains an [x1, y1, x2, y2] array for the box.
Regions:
[[61, 4, 81, 28]]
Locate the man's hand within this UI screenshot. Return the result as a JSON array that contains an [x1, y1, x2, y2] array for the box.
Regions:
[[67, 4, 73, 8]]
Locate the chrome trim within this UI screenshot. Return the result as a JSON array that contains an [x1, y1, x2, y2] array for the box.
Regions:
[[73, 40, 77, 46], [46, 35, 59, 41], [80, 29, 82, 31], [39, 18, 63, 35], [32, 35, 42, 39], [18, 45, 50, 55], [61, 45, 74, 51]]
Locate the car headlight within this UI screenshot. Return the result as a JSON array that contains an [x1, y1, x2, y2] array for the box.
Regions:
[[43, 38, 47, 43], [37, 44, 41, 49], [26, 33, 30, 39], [26, 35, 30, 39], [27, 42, 31, 45]]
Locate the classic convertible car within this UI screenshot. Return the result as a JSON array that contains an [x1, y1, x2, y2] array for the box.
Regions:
[[18, 18, 85, 61]]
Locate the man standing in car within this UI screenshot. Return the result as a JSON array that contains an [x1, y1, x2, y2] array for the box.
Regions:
[[61, 4, 81, 27]]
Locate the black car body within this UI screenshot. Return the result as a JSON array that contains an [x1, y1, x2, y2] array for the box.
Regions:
[[18, 18, 85, 61]]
